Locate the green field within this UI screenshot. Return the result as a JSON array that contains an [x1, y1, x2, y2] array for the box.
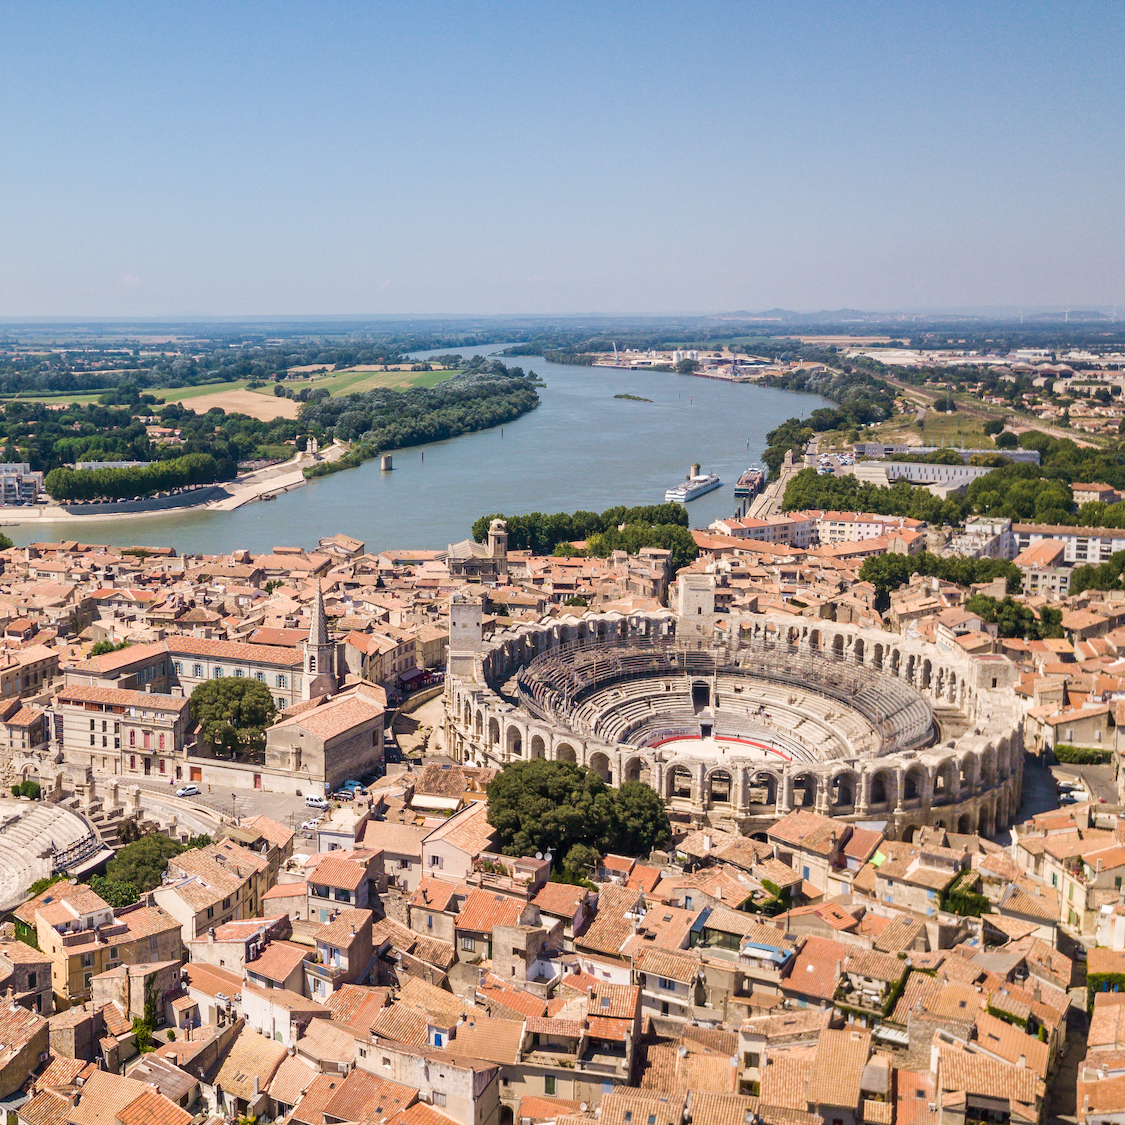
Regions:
[[0, 367, 458, 410]]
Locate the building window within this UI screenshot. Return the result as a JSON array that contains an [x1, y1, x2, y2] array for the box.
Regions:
[[193, 664, 203, 678], [276, 674, 287, 688], [544, 1076, 556, 1096], [207, 906, 214, 919], [658, 977, 674, 990], [83, 973, 91, 990], [89, 718, 95, 731], [159, 759, 166, 774], [27, 972, 35, 988], [461, 936, 475, 951], [129, 730, 136, 747], [433, 1094, 446, 1107], [174, 662, 183, 674], [254, 671, 265, 682], [81, 953, 93, 968], [130, 755, 136, 769], [214, 667, 224, 678]]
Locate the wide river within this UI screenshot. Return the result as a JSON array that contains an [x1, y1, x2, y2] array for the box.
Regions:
[[6, 347, 828, 554]]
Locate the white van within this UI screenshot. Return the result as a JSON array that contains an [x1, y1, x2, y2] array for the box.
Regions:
[[305, 794, 329, 810]]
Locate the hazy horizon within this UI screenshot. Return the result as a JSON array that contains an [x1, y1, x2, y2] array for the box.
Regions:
[[2, 2, 1122, 318]]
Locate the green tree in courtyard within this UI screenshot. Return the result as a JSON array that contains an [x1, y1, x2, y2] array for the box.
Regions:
[[190, 678, 277, 759], [486, 760, 670, 866], [103, 834, 185, 893]]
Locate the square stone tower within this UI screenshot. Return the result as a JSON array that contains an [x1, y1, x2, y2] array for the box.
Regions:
[[448, 594, 483, 682], [675, 573, 716, 639]]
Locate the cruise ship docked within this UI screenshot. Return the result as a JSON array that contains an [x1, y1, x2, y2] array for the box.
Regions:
[[665, 464, 722, 503], [733, 466, 767, 499]]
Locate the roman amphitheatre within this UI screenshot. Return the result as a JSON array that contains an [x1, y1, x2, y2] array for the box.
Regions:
[[444, 574, 1023, 842]]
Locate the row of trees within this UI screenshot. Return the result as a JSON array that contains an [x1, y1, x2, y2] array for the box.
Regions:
[[299, 362, 540, 450], [1070, 551, 1125, 596], [44, 453, 221, 502], [857, 551, 1022, 610], [471, 503, 697, 569], [782, 442, 1125, 529], [486, 760, 670, 881], [0, 397, 301, 479], [963, 594, 1064, 640], [471, 502, 688, 552]]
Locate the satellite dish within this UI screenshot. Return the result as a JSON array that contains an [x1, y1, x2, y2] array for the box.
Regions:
[[535, 852, 543, 860], [544, 852, 552, 864]]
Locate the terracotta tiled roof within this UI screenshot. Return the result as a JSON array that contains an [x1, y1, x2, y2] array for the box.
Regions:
[[268, 1055, 318, 1107], [784, 936, 847, 1001], [240, 814, 295, 849], [805, 1028, 871, 1109], [936, 1043, 1041, 1105], [115, 1089, 192, 1125], [455, 888, 523, 934], [398, 975, 471, 1026], [531, 882, 589, 918], [309, 855, 367, 891], [322, 1068, 417, 1124], [450, 1016, 525, 1064], [326, 984, 391, 1034], [371, 1003, 430, 1046], [165, 635, 303, 666], [291, 1073, 345, 1125], [759, 1048, 815, 1110], [316, 907, 372, 950], [20, 1090, 71, 1125], [57, 684, 189, 713], [213, 1026, 287, 1099]]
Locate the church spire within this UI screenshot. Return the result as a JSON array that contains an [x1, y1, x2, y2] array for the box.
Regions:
[[309, 581, 328, 647]]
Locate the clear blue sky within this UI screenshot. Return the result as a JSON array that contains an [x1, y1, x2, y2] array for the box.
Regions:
[[1, 2, 1121, 317]]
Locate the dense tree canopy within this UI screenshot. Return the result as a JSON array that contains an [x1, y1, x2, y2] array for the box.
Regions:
[[1071, 551, 1125, 597], [44, 453, 220, 502], [486, 761, 670, 877], [103, 835, 186, 893], [471, 503, 696, 568], [858, 551, 1022, 610], [963, 594, 1063, 640], [300, 361, 539, 449], [189, 679, 277, 760]]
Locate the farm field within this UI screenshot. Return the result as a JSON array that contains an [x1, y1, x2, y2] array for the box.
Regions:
[[155, 388, 302, 420], [1, 367, 458, 420]]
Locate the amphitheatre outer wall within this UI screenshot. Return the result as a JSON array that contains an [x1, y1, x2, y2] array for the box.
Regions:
[[443, 591, 1023, 843]]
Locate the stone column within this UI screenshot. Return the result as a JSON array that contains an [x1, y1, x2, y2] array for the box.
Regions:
[[776, 769, 793, 816]]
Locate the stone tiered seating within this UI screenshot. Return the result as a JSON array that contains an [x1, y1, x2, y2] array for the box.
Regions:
[[0, 802, 100, 911]]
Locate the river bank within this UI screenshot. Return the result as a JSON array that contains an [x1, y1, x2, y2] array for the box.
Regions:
[[0, 443, 346, 528], [0, 350, 830, 553]]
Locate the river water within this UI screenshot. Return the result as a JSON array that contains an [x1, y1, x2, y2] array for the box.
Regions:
[[5, 348, 827, 554]]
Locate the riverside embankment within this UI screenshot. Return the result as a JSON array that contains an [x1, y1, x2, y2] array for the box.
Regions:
[[1, 351, 829, 553]]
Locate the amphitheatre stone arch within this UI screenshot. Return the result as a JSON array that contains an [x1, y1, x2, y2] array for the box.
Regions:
[[444, 607, 1023, 839]]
